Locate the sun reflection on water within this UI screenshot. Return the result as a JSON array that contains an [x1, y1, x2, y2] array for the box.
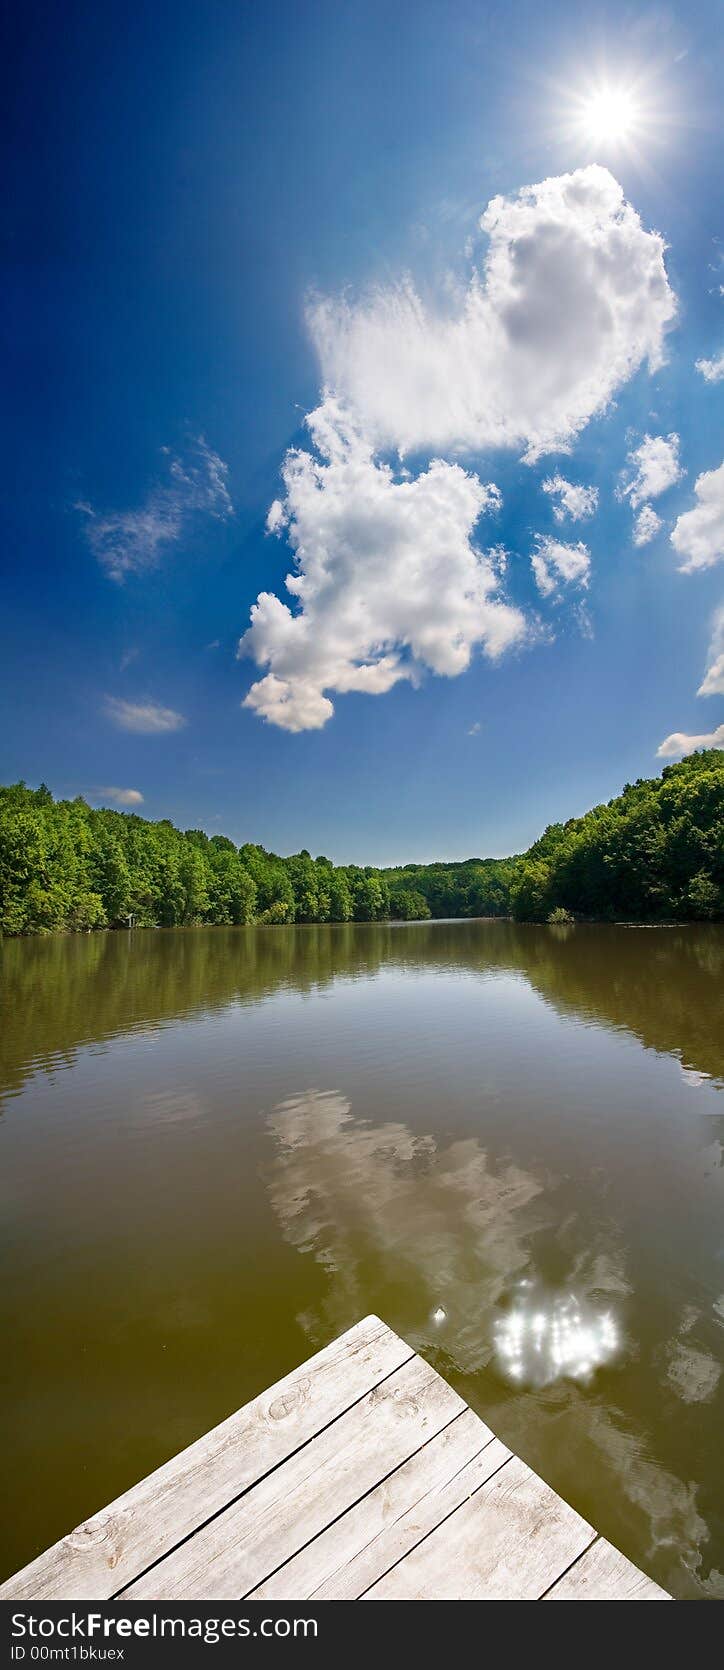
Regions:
[[493, 1284, 620, 1387]]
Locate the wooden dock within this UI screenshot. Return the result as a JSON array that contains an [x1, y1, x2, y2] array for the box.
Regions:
[[0, 1315, 670, 1601]]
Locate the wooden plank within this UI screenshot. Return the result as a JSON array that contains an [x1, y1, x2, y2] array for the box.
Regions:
[[124, 1354, 465, 1600], [310, 1431, 511, 1600], [252, 1410, 510, 1600], [544, 1536, 671, 1600], [363, 1453, 596, 1600], [0, 1314, 412, 1602]]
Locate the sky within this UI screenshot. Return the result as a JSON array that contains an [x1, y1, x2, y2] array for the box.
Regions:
[[1, 0, 723, 864]]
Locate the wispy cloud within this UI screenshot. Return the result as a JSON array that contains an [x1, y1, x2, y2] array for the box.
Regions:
[[79, 437, 233, 582], [632, 505, 662, 546], [98, 786, 144, 806], [698, 605, 724, 697], [468, 721, 482, 736], [541, 474, 598, 523], [619, 433, 683, 551], [620, 433, 683, 509], [530, 535, 590, 600], [695, 352, 724, 384], [103, 697, 186, 734]]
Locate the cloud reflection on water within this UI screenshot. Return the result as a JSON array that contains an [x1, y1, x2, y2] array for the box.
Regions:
[[266, 1087, 550, 1365], [264, 1087, 724, 1596], [265, 1088, 628, 1381]]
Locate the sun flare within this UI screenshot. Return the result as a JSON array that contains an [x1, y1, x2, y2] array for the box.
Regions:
[[582, 85, 638, 143]]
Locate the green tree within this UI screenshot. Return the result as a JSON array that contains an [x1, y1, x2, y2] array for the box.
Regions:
[[390, 888, 431, 920]]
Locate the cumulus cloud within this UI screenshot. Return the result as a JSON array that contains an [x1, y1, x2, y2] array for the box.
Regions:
[[79, 437, 232, 581], [239, 400, 525, 732], [698, 606, 724, 697], [671, 461, 724, 573], [530, 534, 591, 599], [98, 787, 144, 806], [309, 166, 675, 463], [541, 474, 598, 523], [240, 166, 677, 730], [696, 352, 724, 384], [633, 504, 663, 546], [620, 432, 683, 509], [657, 724, 724, 759], [103, 697, 187, 734]]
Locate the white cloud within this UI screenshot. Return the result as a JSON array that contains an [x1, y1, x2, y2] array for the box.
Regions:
[[698, 606, 724, 697], [99, 787, 144, 806], [239, 400, 526, 732], [309, 166, 675, 462], [80, 437, 232, 581], [103, 697, 187, 734], [241, 167, 677, 731], [696, 353, 724, 384], [530, 534, 591, 599], [698, 656, 724, 697], [657, 724, 724, 759], [671, 461, 724, 573], [468, 721, 482, 736], [620, 432, 682, 509], [541, 474, 598, 523], [632, 504, 662, 546]]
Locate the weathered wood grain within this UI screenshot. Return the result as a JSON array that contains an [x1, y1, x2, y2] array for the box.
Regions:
[[0, 1314, 411, 1601], [1, 1313, 672, 1603], [125, 1353, 465, 1599], [252, 1409, 509, 1600], [544, 1536, 671, 1600], [310, 1428, 512, 1600], [363, 1453, 597, 1600]]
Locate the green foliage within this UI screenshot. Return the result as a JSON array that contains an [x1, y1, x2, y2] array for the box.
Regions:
[[1, 750, 723, 934], [390, 888, 432, 920], [510, 859, 552, 923], [547, 906, 575, 925], [511, 750, 724, 923]]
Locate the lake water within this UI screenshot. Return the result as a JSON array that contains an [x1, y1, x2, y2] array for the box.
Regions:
[[1, 920, 723, 1597]]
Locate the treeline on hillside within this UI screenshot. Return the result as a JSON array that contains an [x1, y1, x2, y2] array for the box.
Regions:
[[507, 748, 724, 924], [0, 750, 722, 935]]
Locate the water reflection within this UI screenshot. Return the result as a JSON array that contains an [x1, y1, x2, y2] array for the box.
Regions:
[[2, 919, 723, 1106], [265, 1088, 634, 1381], [266, 1087, 547, 1366], [2, 920, 723, 1598], [264, 1085, 724, 1596]]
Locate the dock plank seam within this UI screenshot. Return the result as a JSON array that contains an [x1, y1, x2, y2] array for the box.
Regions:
[[242, 1408, 491, 1599], [355, 1449, 515, 1599], [112, 1350, 417, 1600], [537, 1534, 603, 1600]]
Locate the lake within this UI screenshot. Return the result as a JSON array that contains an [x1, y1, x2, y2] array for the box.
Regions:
[[1, 919, 723, 1596]]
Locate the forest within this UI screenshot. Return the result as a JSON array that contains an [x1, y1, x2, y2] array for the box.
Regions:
[[0, 749, 722, 935]]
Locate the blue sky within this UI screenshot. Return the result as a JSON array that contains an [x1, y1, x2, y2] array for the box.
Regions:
[[2, 0, 723, 863]]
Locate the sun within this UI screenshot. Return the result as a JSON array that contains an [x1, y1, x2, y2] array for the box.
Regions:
[[581, 85, 639, 144]]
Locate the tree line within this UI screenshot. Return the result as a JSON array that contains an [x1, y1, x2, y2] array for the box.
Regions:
[[0, 749, 722, 935]]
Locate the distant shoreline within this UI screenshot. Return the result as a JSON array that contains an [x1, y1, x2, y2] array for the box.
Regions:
[[2, 750, 722, 934]]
